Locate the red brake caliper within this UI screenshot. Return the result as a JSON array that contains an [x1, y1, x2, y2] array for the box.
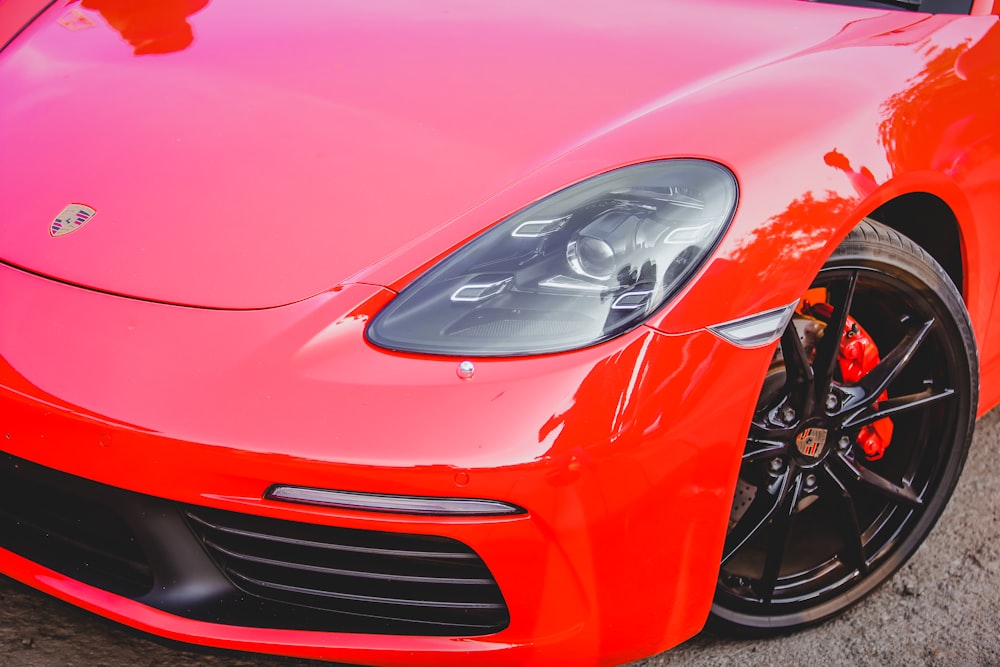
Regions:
[[804, 301, 894, 460], [839, 317, 894, 460]]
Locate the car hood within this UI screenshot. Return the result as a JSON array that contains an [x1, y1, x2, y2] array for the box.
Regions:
[[1, 0, 870, 309]]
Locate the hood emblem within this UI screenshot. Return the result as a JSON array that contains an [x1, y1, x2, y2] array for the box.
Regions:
[[51, 204, 96, 237]]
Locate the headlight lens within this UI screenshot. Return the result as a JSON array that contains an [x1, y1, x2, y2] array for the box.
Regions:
[[367, 160, 738, 356]]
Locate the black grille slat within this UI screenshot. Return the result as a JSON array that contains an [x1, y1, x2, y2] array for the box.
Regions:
[[226, 570, 503, 632], [229, 569, 504, 611], [186, 507, 510, 635], [186, 510, 477, 559], [205, 538, 496, 585], [200, 527, 491, 584]]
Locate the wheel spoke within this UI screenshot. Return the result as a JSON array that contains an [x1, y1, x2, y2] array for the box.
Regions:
[[822, 463, 868, 574], [853, 318, 935, 401], [722, 471, 789, 565], [743, 438, 787, 463], [843, 386, 955, 430], [813, 273, 857, 390], [756, 474, 803, 603], [780, 319, 813, 388], [832, 452, 922, 508]]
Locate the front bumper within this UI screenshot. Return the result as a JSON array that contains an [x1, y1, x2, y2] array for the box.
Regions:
[[0, 262, 774, 666]]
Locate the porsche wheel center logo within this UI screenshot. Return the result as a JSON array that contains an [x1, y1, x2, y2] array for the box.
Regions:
[[795, 427, 829, 458]]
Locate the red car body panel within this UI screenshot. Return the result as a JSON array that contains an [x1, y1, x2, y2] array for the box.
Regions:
[[2, 0, 1000, 665], [0, 263, 769, 665], [0, 0, 856, 310]]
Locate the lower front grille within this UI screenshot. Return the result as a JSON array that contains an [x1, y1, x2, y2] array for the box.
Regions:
[[186, 507, 510, 636], [0, 452, 509, 636], [0, 453, 153, 597]]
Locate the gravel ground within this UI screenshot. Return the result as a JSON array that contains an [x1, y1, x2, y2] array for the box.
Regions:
[[2, 410, 998, 667]]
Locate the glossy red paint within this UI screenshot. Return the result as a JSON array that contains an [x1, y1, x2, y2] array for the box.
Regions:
[[0, 260, 769, 665], [2, 0, 1000, 665], [0, 0, 947, 310]]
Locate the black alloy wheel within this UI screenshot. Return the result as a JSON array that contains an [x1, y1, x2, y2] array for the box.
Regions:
[[711, 219, 977, 632]]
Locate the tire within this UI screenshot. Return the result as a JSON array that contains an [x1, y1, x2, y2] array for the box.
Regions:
[[710, 219, 978, 633]]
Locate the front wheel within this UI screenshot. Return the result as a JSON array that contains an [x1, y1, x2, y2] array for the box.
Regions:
[[711, 219, 978, 632]]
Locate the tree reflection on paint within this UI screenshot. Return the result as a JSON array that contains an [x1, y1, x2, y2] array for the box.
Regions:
[[79, 0, 210, 55], [879, 23, 1000, 178]]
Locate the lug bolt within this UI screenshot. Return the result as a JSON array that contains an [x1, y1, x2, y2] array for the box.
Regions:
[[838, 435, 851, 451], [804, 473, 818, 491], [825, 393, 839, 411], [780, 406, 797, 424], [769, 457, 785, 473]]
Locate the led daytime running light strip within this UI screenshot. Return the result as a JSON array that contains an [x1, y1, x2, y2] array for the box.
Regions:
[[266, 485, 526, 516]]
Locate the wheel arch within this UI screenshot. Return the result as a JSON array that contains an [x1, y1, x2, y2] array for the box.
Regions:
[[866, 192, 965, 300]]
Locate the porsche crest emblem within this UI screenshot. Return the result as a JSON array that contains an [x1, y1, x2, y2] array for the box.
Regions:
[[795, 427, 828, 458], [51, 204, 96, 237]]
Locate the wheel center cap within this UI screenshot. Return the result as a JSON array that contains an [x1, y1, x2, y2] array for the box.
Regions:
[[795, 426, 829, 458]]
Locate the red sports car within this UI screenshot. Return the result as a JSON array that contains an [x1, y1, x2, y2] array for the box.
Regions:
[[2, 0, 999, 665]]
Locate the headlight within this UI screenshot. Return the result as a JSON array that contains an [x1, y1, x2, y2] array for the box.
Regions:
[[367, 160, 738, 356]]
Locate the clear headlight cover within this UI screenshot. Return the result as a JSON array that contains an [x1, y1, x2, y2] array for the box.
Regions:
[[367, 160, 738, 356]]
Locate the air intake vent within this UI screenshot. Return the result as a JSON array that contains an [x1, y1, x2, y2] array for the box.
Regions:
[[0, 453, 153, 597], [185, 507, 510, 636]]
